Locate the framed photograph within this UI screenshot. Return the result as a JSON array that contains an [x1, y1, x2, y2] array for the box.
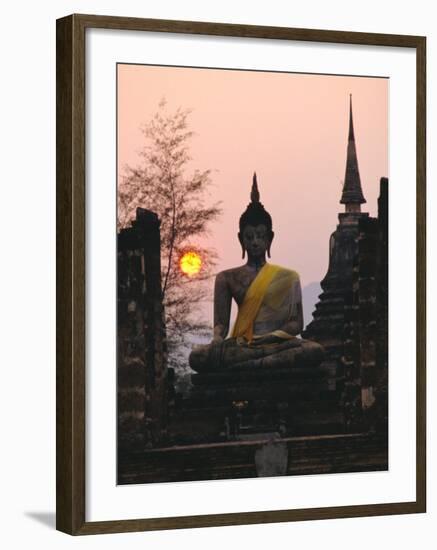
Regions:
[[56, 14, 426, 535]]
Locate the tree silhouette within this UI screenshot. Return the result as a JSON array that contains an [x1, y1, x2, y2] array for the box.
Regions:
[[118, 100, 222, 370]]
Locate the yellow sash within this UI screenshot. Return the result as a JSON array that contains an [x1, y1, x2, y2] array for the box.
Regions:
[[231, 263, 282, 342]]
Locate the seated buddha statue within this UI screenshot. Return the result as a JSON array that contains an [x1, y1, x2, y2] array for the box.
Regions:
[[189, 174, 324, 373]]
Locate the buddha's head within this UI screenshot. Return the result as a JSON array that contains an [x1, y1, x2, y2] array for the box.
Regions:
[[238, 173, 274, 260]]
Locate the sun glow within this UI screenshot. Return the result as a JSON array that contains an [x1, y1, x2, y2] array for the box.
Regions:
[[179, 251, 202, 277]]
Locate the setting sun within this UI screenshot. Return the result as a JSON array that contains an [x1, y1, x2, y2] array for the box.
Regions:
[[179, 251, 202, 277]]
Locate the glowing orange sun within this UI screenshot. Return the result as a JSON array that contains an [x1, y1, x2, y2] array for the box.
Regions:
[[179, 251, 202, 277]]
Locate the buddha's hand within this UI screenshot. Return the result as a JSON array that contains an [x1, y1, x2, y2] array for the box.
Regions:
[[251, 334, 282, 345]]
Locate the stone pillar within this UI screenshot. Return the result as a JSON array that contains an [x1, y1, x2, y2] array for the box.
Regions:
[[117, 208, 168, 449]]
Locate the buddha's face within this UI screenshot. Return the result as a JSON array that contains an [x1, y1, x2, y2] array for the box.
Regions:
[[239, 224, 273, 260]]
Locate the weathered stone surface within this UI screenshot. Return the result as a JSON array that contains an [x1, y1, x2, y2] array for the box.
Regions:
[[307, 178, 388, 433], [255, 440, 288, 477], [117, 433, 388, 484], [117, 208, 168, 449], [303, 214, 369, 367]]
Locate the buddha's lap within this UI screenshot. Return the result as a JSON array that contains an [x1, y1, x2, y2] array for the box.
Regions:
[[189, 337, 323, 372]]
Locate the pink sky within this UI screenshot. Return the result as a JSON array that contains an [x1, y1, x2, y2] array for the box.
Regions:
[[117, 64, 388, 321]]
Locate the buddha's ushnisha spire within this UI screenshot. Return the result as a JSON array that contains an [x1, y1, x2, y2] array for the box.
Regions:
[[340, 95, 366, 210], [251, 172, 260, 203], [239, 172, 272, 232]]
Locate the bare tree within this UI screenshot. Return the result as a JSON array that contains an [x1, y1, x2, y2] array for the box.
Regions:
[[118, 100, 222, 370]]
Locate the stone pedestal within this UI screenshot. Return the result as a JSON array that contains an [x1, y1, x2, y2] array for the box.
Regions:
[[174, 360, 343, 443]]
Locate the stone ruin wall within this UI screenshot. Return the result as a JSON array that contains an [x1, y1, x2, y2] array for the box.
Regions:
[[117, 208, 169, 451], [342, 177, 388, 431]]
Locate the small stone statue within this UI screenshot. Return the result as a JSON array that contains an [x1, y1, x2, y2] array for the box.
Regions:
[[189, 173, 324, 373]]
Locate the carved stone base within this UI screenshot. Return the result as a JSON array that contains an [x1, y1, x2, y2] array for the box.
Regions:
[[166, 361, 344, 443]]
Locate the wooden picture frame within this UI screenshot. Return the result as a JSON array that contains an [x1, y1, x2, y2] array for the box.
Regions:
[[56, 13, 426, 535]]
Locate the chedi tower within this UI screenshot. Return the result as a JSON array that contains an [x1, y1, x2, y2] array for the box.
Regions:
[[303, 96, 369, 362]]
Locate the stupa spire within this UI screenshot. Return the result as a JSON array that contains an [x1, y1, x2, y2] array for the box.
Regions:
[[251, 172, 260, 203], [340, 95, 366, 211]]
